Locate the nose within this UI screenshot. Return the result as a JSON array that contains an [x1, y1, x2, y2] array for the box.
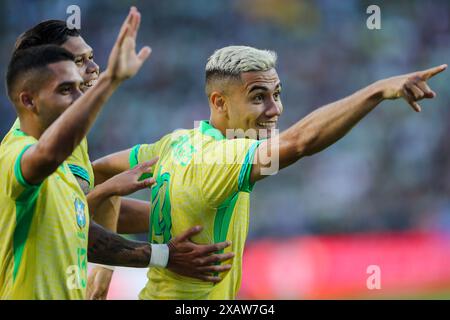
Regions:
[[86, 60, 99, 75], [265, 100, 282, 118]]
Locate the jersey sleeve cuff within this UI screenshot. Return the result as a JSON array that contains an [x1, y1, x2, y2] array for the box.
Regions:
[[129, 144, 141, 169], [14, 144, 41, 189], [68, 164, 91, 186]]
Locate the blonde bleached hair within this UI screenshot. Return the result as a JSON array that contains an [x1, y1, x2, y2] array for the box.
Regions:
[[205, 46, 277, 95]]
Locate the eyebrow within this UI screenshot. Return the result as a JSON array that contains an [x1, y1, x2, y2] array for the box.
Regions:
[[56, 80, 81, 89], [248, 82, 282, 94], [74, 48, 93, 58], [248, 85, 269, 94]]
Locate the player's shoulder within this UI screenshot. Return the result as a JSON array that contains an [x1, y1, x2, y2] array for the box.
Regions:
[[1, 118, 29, 148], [1, 129, 36, 152], [168, 127, 196, 140], [1, 117, 22, 143], [0, 130, 36, 169], [153, 127, 197, 152]]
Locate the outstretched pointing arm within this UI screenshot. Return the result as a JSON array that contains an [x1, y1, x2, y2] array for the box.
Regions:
[[251, 65, 447, 183]]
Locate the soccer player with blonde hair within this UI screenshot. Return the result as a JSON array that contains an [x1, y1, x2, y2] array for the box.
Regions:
[[94, 45, 446, 299]]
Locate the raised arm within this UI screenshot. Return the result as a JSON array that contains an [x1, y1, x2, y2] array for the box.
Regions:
[[21, 7, 151, 185], [251, 64, 447, 183]]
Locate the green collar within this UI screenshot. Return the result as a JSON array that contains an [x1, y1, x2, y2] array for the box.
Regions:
[[13, 128, 27, 137], [199, 120, 225, 141]]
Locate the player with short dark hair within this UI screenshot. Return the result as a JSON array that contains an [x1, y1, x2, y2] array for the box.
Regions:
[[3, 16, 235, 300], [3, 18, 119, 300], [7, 19, 99, 194], [0, 8, 232, 300], [14, 19, 80, 50]]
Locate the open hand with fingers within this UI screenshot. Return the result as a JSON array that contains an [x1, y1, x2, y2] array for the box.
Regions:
[[100, 158, 158, 197], [167, 226, 235, 283], [105, 6, 151, 83], [380, 64, 447, 112]]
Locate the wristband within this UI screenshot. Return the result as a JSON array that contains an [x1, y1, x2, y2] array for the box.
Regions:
[[92, 263, 115, 271], [149, 244, 169, 268]]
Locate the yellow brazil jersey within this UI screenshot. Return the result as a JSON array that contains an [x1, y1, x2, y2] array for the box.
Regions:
[[0, 129, 90, 300], [131, 120, 261, 300], [8, 119, 94, 190]]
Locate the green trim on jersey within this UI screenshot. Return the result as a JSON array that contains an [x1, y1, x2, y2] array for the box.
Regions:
[[238, 140, 263, 193], [13, 144, 42, 281], [13, 129, 27, 137], [129, 144, 141, 169], [212, 193, 239, 278], [149, 167, 172, 243], [68, 164, 90, 184], [14, 144, 37, 188], [129, 144, 153, 180], [199, 121, 225, 141], [214, 192, 239, 252], [14, 187, 40, 281]]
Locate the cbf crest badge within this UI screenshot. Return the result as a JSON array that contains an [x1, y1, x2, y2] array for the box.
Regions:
[[74, 198, 86, 229]]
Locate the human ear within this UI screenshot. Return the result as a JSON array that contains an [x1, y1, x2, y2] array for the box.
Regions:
[[210, 91, 227, 113], [19, 92, 36, 111]]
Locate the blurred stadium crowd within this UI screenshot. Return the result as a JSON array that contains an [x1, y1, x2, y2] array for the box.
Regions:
[[1, 0, 449, 241]]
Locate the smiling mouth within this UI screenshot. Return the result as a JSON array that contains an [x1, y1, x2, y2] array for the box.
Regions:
[[83, 79, 97, 88], [256, 122, 277, 128]]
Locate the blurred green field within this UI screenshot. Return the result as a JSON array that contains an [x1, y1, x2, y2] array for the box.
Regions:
[[347, 288, 450, 300], [384, 290, 450, 300]]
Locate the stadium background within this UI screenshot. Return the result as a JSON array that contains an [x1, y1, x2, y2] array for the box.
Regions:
[[1, 0, 450, 299]]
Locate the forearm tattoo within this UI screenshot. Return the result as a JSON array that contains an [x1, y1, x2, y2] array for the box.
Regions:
[[88, 221, 151, 267], [75, 176, 91, 195]]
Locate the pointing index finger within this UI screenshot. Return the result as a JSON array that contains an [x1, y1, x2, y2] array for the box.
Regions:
[[420, 64, 447, 80]]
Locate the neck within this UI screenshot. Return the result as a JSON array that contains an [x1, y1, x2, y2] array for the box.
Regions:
[[209, 115, 228, 138], [19, 116, 45, 140]]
